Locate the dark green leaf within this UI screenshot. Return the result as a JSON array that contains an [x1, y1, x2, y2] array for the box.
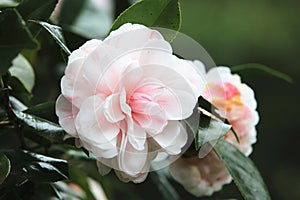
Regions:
[[0, 153, 11, 184], [198, 97, 240, 143], [13, 110, 65, 143], [0, 8, 38, 73], [198, 96, 217, 113], [214, 140, 271, 200], [9, 96, 28, 111], [9, 54, 35, 92], [31, 183, 63, 200], [197, 117, 231, 152], [224, 118, 240, 143], [0, 127, 21, 150], [231, 63, 293, 83], [17, 0, 58, 36], [30, 20, 71, 55], [24, 162, 68, 182], [9, 77, 32, 106], [0, 0, 22, 8], [59, 0, 113, 39], [110, 0, 181, 42], [4, 150, 69, 182], [25, 101, 56, 122]]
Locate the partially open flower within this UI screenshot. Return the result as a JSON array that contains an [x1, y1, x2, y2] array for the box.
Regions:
[[170, 66, 259, 196], [56, 23, 204, 182]]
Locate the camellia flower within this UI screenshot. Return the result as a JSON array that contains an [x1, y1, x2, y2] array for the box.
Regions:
[[170, 66, 259, 196], [56, 23, 204, 182]]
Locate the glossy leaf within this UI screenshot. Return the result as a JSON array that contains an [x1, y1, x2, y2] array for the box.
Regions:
[[31, 21, 71, 55], [0, 8, 38, 73], [214, 140, 271, 200], [24, 162, 68, 182], [4, 150, 69, 183], [197, 117, 231, 151], [9, 96, 28, 111], [198, 97, 240, 143], [0, 0, 22, 8], [9, 77, 32, 105], [9, 54, 35, 92], [110, 0, 181, 41], [31, 183, 63, 200], [58, 0, 113, 39], [231, 63, 293, 83], [0, 153, 11, 184], [13, 110, 65, 143], [25, 101, 56, 122], [17, 0, 58, 36]]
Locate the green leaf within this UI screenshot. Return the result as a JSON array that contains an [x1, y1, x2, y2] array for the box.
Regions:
[[0, 8, 38, 73], [13, 110, 65, 143], [31, 183, 63, 200], [9, 54, 35, 92], [4, 150, 69, 183], [0, 0, 22, 8], [198, 97, 240, 143], [25, 101, 56, 122], [9, 76, 32, 105], [0, 153, 11, 184], [231, 63, 293, 83], [17, 0, 58, 36], [214, 140, 271, 200], [224, 118, 240, 143], [110, 0, 182, 42], [0, 127, 21, 150], [30, 20, 71, 55], [24, 162, 68, 182], [59, 0, 113, 39], [197, 117, 231, 151]]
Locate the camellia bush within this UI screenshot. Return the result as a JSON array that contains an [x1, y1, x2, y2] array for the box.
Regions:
[[0, 0, 292, 199]]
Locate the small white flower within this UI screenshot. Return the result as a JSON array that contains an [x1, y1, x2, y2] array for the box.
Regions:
[[170, 66, 259, 196]]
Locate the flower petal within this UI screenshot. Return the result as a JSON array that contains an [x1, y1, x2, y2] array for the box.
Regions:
[[105, 23, 163, 53], [103, 93, 125, 123], [75, 95, 120, 150], [118, 133, 148, 176], [153, 121, 187, 155], [55, 95, 79, 137]]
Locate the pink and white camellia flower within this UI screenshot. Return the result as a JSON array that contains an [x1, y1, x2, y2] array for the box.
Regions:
[[170, 66, 259, 196], [56, 23, 204, 183]]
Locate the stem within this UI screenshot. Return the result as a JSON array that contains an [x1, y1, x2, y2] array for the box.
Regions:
[[1, 72, 16, 122], [1, 72, 27, 148]]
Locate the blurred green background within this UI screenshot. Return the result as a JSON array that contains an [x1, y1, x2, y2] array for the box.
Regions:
[[30, 0, 300, 199]]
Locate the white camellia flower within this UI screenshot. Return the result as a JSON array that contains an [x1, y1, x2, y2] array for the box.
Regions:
[[56, 23, 204, 183], [170, 66, 259, 196]]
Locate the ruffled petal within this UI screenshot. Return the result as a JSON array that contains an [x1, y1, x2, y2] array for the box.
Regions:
[[75, 95, 120, 152], [104, 23, 163, 53], [118, 133, 148, 177], [55, 95, 79, 137], [153, 121, 187, 155]]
